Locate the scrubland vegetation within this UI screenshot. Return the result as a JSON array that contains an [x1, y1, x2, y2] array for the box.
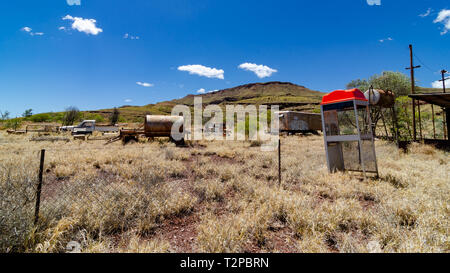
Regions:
[[0, 131, 448, 253]]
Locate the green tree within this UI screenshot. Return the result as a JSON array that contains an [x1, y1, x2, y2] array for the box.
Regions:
[[368, 71, 410, 97], [346, 79, 370, 91], [347, 71, 410, 96], [22, 109, 33, 118], [346, 71, 412, 140], [0, 110, 10, 121]]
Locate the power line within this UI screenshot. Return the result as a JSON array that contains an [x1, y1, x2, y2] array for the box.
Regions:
[[413, 52, 439, 74]]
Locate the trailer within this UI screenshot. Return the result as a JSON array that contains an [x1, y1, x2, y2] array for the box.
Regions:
[[275, 111, 322, 134], [106, 115, 185, 146]]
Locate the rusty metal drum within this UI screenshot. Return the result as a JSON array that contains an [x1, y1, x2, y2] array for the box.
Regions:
[[364, 89, 395, 108], [144, 115, 184, 138]]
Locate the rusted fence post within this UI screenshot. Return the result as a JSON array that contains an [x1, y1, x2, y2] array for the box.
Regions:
[[34, 149, 45, 225]]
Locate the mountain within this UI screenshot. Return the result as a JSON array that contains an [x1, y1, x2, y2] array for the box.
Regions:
[[171, 81, 324, 105], [96, 82, 325, 122]]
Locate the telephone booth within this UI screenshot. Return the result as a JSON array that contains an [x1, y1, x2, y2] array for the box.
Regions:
[[320, 89, 379, 177]]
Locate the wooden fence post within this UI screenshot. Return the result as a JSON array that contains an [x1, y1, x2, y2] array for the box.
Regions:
[[278, 138, 281, 186], [34, 149, 45, 225]]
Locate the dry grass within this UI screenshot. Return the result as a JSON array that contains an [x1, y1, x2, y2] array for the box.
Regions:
[[0, 131, 448, 253]]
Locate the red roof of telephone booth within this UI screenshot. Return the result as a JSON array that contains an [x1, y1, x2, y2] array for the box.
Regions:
[[321, 88, 368, 105]]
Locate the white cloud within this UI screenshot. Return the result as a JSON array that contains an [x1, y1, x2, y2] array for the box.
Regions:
[[433, 9, 450, 35], [178, 65, 224, 79], [419, 8, 432, 18], [123, 33, 139, 40], [62, 15, 103, 35], [67, 0, 81, 5], [379, 37, 393, 43], [366, 0, 381, 6], [21, 27, 44, 36], [124, 99, 133, 103], [195, 88, 219, 94], [431, 79, 450, 89], [238, 63, 277, 78], [136, 82, 154, 87]]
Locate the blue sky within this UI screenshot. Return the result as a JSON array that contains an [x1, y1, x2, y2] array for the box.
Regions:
[[0, 0, 449, 116]]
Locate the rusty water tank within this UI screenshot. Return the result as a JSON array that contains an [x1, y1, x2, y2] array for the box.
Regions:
[[144, 115, 184, 138], [364, 89, 395, 108]]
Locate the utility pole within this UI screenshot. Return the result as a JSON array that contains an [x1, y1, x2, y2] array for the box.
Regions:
[[439, 70, 449, 93], [406, 44, 421, 142], [438, 69, 449, 140]]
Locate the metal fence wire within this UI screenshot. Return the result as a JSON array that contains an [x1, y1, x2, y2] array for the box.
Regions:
[[0, 150, 40, 252], [0, 140, 281, 252]]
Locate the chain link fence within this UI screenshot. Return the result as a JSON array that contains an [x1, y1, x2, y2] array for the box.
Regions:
[[0, 139, 282, 252], [0, 150, 40, 252]]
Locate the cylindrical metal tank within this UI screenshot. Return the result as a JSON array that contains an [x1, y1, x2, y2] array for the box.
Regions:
[[364, 89, 395, 108], [144, 115, 184, 138]]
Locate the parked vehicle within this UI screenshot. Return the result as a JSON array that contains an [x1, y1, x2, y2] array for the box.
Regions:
[[60, 125, 75, 132], [60, 120, 119, 135]]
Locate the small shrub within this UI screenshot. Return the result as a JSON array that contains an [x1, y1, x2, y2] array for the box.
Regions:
[[383, 174, 408, 189], [110, 108, 120, 125], [194, 180, 225, 202], [250, 140, 262, 147], [4, 118, 22, 130]]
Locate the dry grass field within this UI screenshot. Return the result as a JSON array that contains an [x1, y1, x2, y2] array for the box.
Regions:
[[0, 131, 448, 253]]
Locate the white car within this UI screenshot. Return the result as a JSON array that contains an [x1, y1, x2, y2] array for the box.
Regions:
[[60, 125, 75, 132]]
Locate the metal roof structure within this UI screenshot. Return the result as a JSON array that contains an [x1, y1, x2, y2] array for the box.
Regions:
[[407, 92, 449, 147], [408, 93, 450, 108]]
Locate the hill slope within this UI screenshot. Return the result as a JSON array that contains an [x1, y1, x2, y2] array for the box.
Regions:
[[93, 81, 325, 122], [13, 83, 446, 125], [171, 81, 323, 105]]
